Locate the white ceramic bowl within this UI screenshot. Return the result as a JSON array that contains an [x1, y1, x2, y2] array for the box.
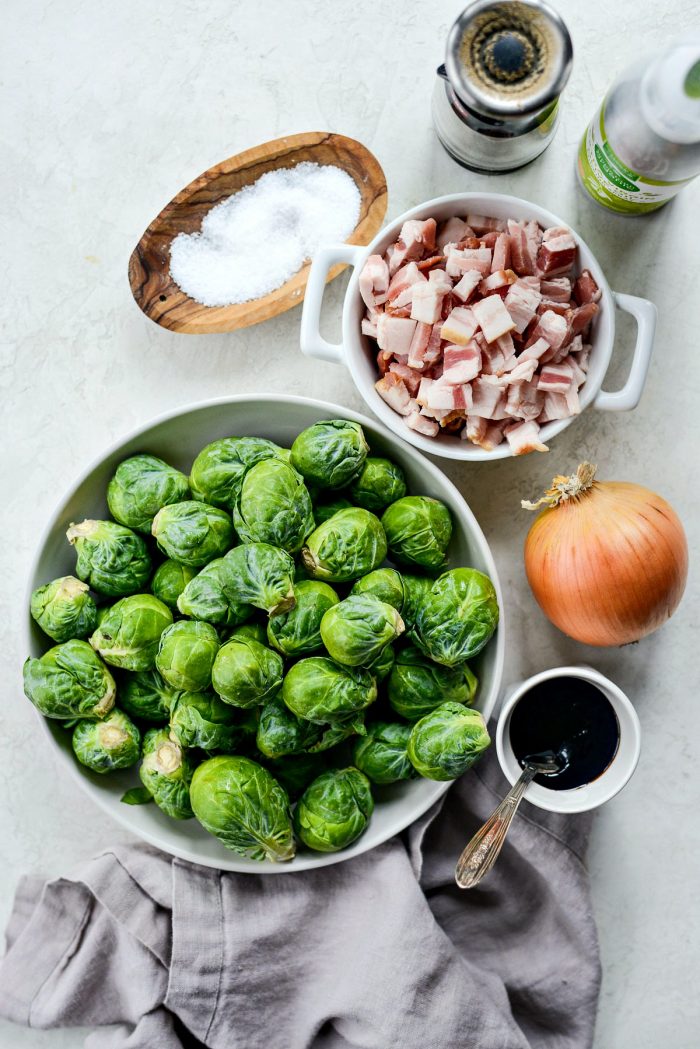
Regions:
[[300, 192, 657, 460], [23, 395, 505, 872], [496, 665, 641, 814]]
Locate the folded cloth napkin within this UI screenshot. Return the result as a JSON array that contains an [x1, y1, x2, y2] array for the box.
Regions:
[[0, 749, 601, 1049]]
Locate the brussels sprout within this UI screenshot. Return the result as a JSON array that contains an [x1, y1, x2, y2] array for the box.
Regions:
[[189, 437, 285, 507], [72, 708, 141, 773], [282, 657, 377, 725], [177, 558, 251, 627], [347, 457, 407, 514], [220, 543, 295, 616], [107, 455, 189, 533], [290, 420, 369, 490], [294, 768, 373, 852], [190, 755, 295, 861], [67, 520, 151, 598], [301, 508, 387, 582], [413, 568, 499, 667], [256, 695, 322, 758], [313, 498, 353, 526], [267, 580, 339, 657], [407, 702, 491, 780], [151, 560, 197, 610], [367, 643, 395, 681], [350, 567, 405, 613], [119, 668, 176, 722], [388, 644, 478, 721], [228, 621, 268, 645], [381, 496, 452, 570], [152, 501, 233, 568], [169, 690, 240, 752], [320, 594, 404, 668], [89, 595, 173, 672], [156, 620, 220, 692], [23, 639, 115, 719], [401, 574, 435, 630], [139, 727, 194, 819], [211, 636, 284, 709], [265, 752, 328, 800], [233, 459, 314, 554], [30, 576, 98, 643], [308, 714, 366, 752], [352, 722, 414, 784]]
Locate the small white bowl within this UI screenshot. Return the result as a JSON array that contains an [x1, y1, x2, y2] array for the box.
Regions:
[[495, 665, 641, 814], [301, 192, 657, 461]]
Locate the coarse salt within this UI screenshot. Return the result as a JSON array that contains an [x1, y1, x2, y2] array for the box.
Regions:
[[169, 162, 361, 307]]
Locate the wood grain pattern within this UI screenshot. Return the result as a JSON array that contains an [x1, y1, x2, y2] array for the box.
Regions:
[[128, 132, 388, 335]]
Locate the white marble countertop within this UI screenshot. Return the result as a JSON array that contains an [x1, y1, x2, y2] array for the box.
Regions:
[[2, 0, 699, 1045]]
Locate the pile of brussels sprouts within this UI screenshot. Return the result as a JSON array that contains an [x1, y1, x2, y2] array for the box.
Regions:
[[24, 420, 499, 862]]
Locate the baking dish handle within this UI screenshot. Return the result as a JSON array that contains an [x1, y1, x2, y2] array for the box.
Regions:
[[300, 243, 366, 365], [594, 292, 656, 411]]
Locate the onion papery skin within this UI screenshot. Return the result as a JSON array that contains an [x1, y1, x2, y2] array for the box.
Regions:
[[524, 481, 688, 647]]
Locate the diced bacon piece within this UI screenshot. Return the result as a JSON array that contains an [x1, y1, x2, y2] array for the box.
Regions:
[[405, 411, 439, 437], [508, 220, 536, 276], [416, 256, 445, 271], [441, 306, 478, 345], [517, 377, 544, 421], [472, 294, 516, 343], [518, 336, 550, 364], [540, 277, 571, 303], [389, 219, 437, 273], [467, 213, 506, 233], [359, 255, 390, 310], [491, 232, 511, 273], [505, 420, 549, 455], [577, 343, 592, 373], [479, 231, 500, 249], [469, 378, 505, 419], [452, 269, 482, 303], [389, 362, 421, 397], [480, 340, 506, 376], [376, 314, 417, 355], [410, 281, 446, 325], [442, 343, 481, 384], [424, 377, 472, 412], [375, 373, 413, 415], [505, 278, 542, 333], [407, 322, 432, 369], [361, 317, 378, 337], [570, 301, 599, 334], [539, 392, 571, 421], [560, 353, 586, 388], [480, 269, 517, 294], [507, 358, 538, 384], [386, 261, 425, 302], [537, 226, 577, 276], [464, 415, 487, 444], [428, 267, 453, 290], [376, 349, 393, 375], [437, 217, 469, 251], [505, 381, 525, 416], [537, 362, 574, 393], [530, 310, 569, 351], [538, 299, 571, 317], [421, 322, 443, 365], [573, 269, 601, 305], [565, 385, 581, 415], [445, 246, 492, 278]]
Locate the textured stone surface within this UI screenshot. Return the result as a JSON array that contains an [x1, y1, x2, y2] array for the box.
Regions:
[[1, 1, 698, 1046]]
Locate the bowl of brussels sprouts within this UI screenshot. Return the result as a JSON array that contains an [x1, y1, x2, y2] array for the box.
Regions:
[[23, 396, 504, 872]]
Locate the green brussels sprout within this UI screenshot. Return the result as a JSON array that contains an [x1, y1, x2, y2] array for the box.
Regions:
[[119, 668, 176, 722], [139, 727, 194, 819], [189, 437, 285, 507], [107, 455, 190, 533], [228, 621, 268, 645], [407, 702, 491, 780], [352, 722, 414, 784], [367, 643, 395, 681], [211, 636, 284, 709], [177, 558, 251, 627], [156, 620, 220, 692], [67, 520, 151, 598], [150, 560, 197, 610], [413, 568, 499, 667], [151, 501, 233, 568], [72, 708, 141, 773], [388, 644, 478, 721], [30, 576, 98, 643], [220, 543, 295, 616], [290, 420, 369, 490], [256, 695, 322, 758], [282, 657, 377, 725], [23, 639, 115, 719], [350, 567, 405, 613], [89, 595, 173, 672], [313, 498, 353, 526], [294, 767, 373, 852], [190, 755, 295, 861], [233, 458, 315, 554], [301, 508, 387, 582], [265, 752, 328, 800], [169, 690, 240, 751], [401, 574, 435, 630], [347, 457, 407, 514], [266, 580, 339, 657], [320, 594, 404, 667], [309, 714, 366, 752], [381, 496, 452, 570]]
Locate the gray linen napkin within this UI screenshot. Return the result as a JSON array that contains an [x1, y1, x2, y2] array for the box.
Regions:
[[0, 749, 601, 1049]]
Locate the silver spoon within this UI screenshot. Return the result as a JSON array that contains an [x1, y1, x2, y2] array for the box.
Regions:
[[455, 750, 566, 889]]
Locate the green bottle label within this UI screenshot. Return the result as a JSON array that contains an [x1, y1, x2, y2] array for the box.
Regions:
[[578, 101, 695, 214]]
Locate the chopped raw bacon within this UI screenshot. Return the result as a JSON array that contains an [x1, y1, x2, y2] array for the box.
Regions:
[[508, 220, 536, 276], [452, 269, 482, 303], [416, 255, 445, 271], [540, 277, 571, 303], [441, 306, 478, 345], [376, 315, 417, 356], [390, 219, 437, 273], [410, 281, 446, 325], [359, 255, 390, 310], [407, 322, 431, 369], [536, 227, 577, 276], [361, 317, 378, 338], [530, 310, 569, 351], [472, 295, 516, 343], [491, 232, 511, 272], [437, 217, 470, 251], [467, 213, 506, 234], [573, 269, 601, 305], [537, 362, 574, 393], [375, 373, 413, 415], [445, 246, 492, 278], [570, 301, 599, 334], [388, 361, 421, 397], [405, 411, 439, 437], [505, 278, 541, 334], [505, 420, 549, 455], [386, 261, 425, 303], [480, 269, 517, 294], [442, 343, 481, 384]]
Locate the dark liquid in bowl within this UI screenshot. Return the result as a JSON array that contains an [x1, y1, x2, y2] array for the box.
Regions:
[[509, 676, 620, 790]]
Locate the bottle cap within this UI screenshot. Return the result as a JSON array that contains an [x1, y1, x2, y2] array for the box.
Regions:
[[641, 39, 700, 144]]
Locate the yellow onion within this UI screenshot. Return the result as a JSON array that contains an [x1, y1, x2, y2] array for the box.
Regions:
[[522, 462, 688, 646]]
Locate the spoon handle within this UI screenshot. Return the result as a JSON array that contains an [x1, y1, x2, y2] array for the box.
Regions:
[[454, 766, 536, 889]]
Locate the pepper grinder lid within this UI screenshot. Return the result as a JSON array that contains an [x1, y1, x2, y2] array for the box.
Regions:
[[445, 0, 573, 118]]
